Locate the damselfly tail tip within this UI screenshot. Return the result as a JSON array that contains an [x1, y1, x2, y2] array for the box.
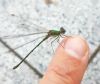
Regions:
[[13, 65, 19, 69]]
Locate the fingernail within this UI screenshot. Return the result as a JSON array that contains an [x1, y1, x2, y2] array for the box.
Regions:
[[65, 37, 88, 59]]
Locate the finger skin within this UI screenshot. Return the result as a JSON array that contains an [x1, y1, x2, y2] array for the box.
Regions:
[[40, 36, 89, 84]]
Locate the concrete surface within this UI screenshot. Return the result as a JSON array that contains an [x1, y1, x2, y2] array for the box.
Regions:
[[0, 0, 100, 84]]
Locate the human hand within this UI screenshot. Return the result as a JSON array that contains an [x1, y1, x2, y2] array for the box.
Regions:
[[40, 36, 89, 84]]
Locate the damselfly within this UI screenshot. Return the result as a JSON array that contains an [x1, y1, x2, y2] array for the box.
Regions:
[[0, 27, 66, 69]]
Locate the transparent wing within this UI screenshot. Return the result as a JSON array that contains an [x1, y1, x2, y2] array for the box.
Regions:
[[0, 11, 57, 78], [0, 10, 65, 74]]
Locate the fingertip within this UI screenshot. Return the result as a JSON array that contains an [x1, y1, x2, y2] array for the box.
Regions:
[[57, 36, 89, 58]]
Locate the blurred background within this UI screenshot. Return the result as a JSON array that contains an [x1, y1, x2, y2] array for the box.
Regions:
[[0, 0, 100, 84]]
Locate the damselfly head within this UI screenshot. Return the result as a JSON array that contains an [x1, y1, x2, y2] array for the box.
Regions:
[[60, 27, 66, 34]]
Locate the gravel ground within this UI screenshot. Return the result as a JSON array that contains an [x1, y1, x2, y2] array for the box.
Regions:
[[0, 0, 100, 84]]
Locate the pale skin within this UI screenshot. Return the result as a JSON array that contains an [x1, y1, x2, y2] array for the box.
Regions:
[[40, 36, 89, 84]]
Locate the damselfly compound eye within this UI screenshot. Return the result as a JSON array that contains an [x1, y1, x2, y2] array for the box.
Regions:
[[60, 27, 66, 34]]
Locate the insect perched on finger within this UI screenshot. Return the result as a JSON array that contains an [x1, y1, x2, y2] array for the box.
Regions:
[[0, 27, 67, 69]]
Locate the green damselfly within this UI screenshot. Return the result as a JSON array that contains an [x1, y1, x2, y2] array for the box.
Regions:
[[0, 27, 66, 69]]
